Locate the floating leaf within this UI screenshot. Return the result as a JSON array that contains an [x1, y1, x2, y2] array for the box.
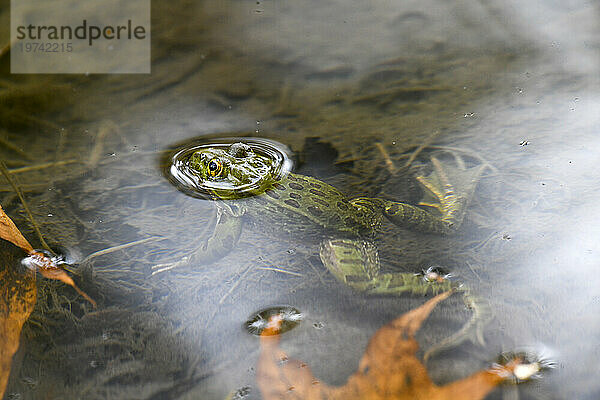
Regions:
[[257, 291, 543, 400], [0, 205, 34, 253], [0, 247, 37, 398]]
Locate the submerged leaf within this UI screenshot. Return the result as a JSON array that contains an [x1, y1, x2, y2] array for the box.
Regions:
[[257, 291, 541, 400]]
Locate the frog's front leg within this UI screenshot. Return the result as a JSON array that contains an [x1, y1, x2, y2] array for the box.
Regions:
[[152, 203, 243, 275], [189, 205, 243, 264], [384, 155, 486, 234], [319, 238, 452, 295]]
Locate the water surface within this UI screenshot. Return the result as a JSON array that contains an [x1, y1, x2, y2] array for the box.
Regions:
[[1, 1, 599, 399]]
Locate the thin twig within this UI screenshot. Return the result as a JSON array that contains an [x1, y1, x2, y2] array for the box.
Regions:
[[218, 264, 253, 305], [83, 237, 162, 263], [0, 42, 10, 59], [257, 266, 303, 277], [307, 258, 328, 285], [8, 159, 79, 174], [0, 161, 53, 253], [404, 130, 440, 168], [0, 133, 33, 160], [375, 142, 397, 174]]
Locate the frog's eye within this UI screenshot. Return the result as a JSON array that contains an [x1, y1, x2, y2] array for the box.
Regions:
[[207, 159, 223, 177]]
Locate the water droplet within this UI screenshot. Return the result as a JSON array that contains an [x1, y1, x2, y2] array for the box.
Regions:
[[313, 321, 324, 329], [244, 306, 303, 336]]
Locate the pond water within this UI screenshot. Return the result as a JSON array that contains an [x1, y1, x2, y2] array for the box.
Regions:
[[1, 0, 599, 399]]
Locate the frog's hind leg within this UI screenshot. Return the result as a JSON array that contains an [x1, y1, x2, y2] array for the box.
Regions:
[[320, 238, 491, 359], [319, 238, 453, 295]]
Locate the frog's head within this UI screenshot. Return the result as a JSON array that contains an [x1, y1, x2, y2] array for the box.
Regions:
[[189, 142, 275, 189]]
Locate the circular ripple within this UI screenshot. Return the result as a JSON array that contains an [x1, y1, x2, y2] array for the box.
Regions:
[[244, 306, 304, 336], [167, 137, 294, 200]]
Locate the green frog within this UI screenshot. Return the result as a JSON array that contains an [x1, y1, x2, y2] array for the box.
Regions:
[[154, 141, 485, 298]]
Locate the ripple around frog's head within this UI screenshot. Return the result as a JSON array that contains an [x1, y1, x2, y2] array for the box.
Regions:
[[168, 137, 294, 200]]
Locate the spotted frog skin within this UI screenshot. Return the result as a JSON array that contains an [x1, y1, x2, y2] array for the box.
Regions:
[[154, 142, 485, 297]]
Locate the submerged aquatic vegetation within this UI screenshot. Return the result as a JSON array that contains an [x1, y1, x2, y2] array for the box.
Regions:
[[257, 291, 545, 400]]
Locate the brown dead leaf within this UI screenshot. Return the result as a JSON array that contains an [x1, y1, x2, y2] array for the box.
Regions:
[[0, 205, 34, 253], [258, 291, 526, 400], [0, 246, 37, 398]]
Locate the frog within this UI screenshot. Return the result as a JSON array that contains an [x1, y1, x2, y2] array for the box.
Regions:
[[154, 140, 491, 357], [153, 141, 485, 297]]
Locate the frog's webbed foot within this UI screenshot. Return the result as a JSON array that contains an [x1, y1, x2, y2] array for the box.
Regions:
[[423, 291, 492, 362], [319, 238, 380, 292], [415, 153, 487, 232], [319, 238, 453, 295], [151, 206, 242, 276]]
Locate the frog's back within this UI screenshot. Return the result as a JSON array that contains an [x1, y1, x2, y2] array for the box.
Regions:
[[244, 173, 373, 236]]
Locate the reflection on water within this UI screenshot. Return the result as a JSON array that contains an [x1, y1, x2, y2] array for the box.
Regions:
[[1, 0, 599, 399]]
